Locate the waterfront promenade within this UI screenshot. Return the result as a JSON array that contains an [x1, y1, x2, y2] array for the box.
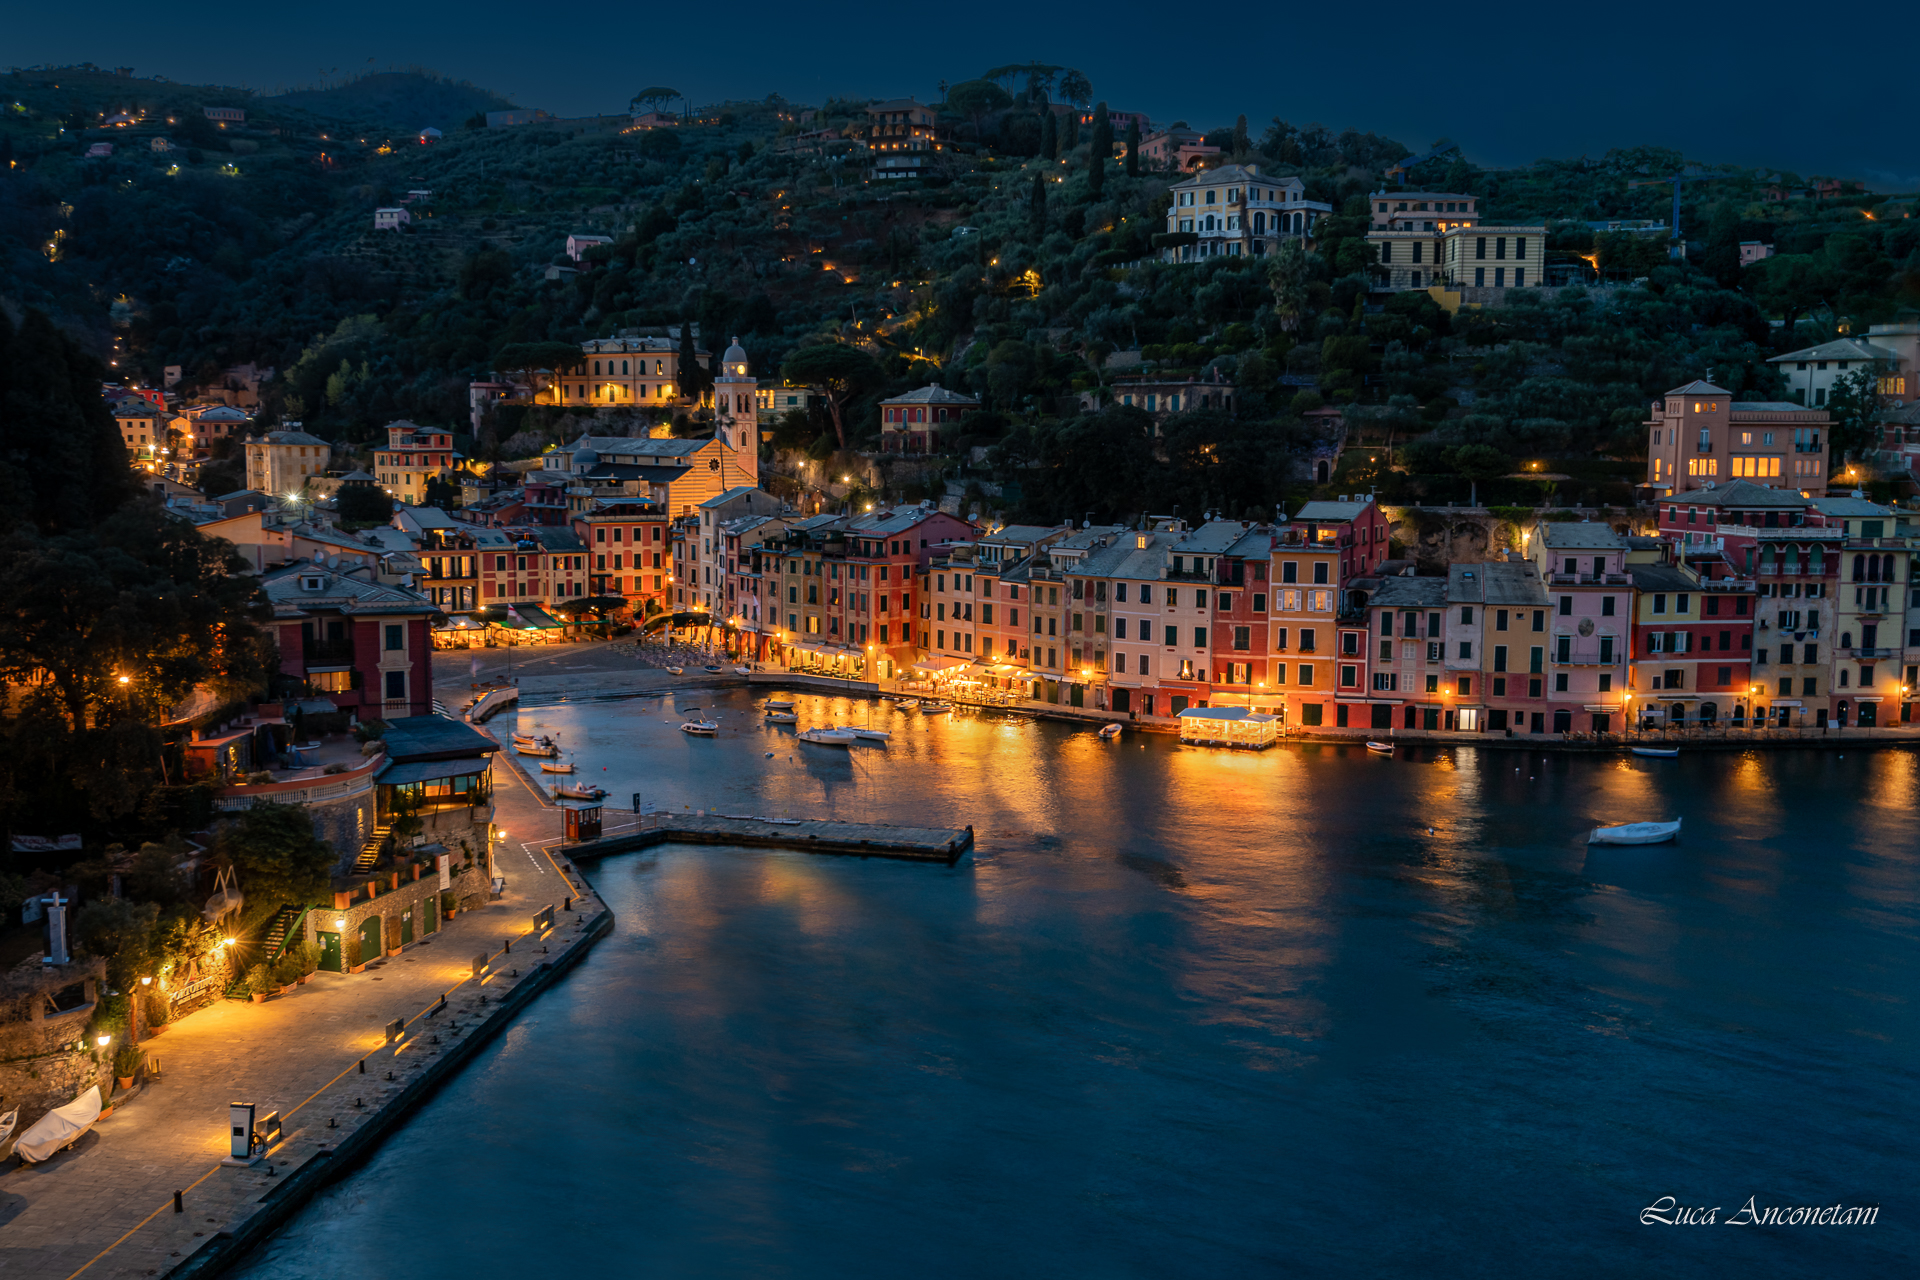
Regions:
[[0, 741, 596, 1280]]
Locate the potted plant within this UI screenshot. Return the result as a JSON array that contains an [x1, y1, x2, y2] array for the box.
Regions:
[[292, 940, 320, 984], [113, 1043, 140, 1091], [346, 937, 365, 974], [440, 889, 458, 920], [246, 963, 275, 1003], [144, 991, 170, 1037], [273, 953, 301, 994]]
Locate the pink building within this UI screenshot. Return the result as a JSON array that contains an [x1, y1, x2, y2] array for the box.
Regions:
[[1527, 522, 1633, 733]]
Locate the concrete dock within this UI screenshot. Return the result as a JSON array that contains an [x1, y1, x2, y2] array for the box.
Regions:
[[565, 813, 974, 865]]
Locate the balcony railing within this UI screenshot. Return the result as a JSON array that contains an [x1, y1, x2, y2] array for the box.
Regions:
[[1554, 645, 1618, 666]]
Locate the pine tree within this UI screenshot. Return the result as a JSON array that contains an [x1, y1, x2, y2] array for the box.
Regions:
[[1031, 173, 1048, 238], [1089, 101, 1112, 198], [1124, 119, 1140, 177], [1041, 111, 1057, 161]]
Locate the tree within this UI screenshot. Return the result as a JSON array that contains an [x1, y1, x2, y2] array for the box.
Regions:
[[1233, 114, 1250, 159], [0, 308, 141, 536], [493, 340, 582, 380], [216, 802, 337, 916], [1063, 110, 1080, 150], [1444, 154, 1471, 193], [1088, 102, 1112, 197], [335, 484, 394, 525], [1031, 174, 1048, 239], [1826, 366, 1883, 462], [946, 80, 1012, 138], [1124, 119, 1140, 177], [1267, 238, 1314, 332], [678, 318, 712, 405], [781, 344, 886, 450], [1040, 111, 1057, 160], [1059, 69, 1093, 108], [630, 86, 682, 115], [1453, 443, 1512, 483]]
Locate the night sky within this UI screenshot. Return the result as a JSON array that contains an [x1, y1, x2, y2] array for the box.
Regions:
[[11, 0, 1915, 187]]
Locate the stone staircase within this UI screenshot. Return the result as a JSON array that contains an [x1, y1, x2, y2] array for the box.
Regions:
[[352, 823, 392, 873]]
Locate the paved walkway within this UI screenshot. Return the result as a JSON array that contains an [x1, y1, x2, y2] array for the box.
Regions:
[[0, 738, 595, 1280]]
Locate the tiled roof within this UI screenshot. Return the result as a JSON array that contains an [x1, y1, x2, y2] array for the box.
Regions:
[[1766, 338, 1899, 364], [1373, 575, 1449, 607], [259, 559, 435, 618], [1292, 500, 1372, 521], [880, 384, 978, 407], [1680, 480, 1810, 508], [1537, 522, 1627, 549], [1665, 380, 1730, 396]]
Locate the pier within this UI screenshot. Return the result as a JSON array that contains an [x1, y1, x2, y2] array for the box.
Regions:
[[565, 812, 974, 865]]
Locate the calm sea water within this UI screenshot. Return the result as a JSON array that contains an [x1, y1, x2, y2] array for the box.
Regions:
[[233, 691, 1917, 1276]]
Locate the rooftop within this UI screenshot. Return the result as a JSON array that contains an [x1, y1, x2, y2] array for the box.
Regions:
[[1537, 522, 1628, 549], [379, 715, 499, 762], [1292, 499, 1373, 522], [1675, 480, 1811, 509], [1767, 338, 1899, 365]]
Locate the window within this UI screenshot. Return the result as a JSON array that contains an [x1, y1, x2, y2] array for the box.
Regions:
[[384, 671, 406, 700], [1165, 624, 1178, 647], [1457, 676, 1472, 696], [1559, 596, 1572, 616], [384, 624, 403, 651], [1493, 645, 1508, 672], [1495, 609, 1508, 631], [1601, 597, 1615, 616], [1194, 627, 1207, 648], [1458, 641, 1473, 660], [1460, 606, 1474, 624]]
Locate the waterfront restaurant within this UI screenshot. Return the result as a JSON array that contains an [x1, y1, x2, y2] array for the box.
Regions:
[[1177, 705, 1281, 748]]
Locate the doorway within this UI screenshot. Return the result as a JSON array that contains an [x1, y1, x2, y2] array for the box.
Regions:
[[357, 915, 384, 967], [317, 931, 343, 973]]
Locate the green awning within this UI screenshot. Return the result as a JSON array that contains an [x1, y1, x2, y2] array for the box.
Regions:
[[378, 755, 492, 786], [511, 604, 566, 629]]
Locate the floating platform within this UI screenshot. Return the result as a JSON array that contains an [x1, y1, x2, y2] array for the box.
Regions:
[[564, 813, 973, 865]]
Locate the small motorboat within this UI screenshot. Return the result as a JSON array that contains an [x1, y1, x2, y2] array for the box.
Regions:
[[1588, 818, 1682, 845], [798, 727, 857, 747], [516, 739, 559, 758], [1630, 747, 1680, 759], [680, 720, 719, 736], [704, 665, 724, 674], [665, 666, 684, 676], [1366, 741, 1394, 755], [540, 760, 576, 774], [850, 726, 892, 742], [553, 782, 606, 801], [764, 699, 796, 711], [1098, 723, 1122, 740], [765, 711, 798, 724], [734, 665, 752, 676], [895, 698, 919, 711], [921, 701, 952, 714]]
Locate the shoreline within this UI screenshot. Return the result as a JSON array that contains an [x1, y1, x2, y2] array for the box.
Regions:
[[162, 876, 614, 1280]]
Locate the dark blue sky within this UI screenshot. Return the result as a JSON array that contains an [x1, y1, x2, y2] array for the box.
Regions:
[[14, 0, 1916, 187]]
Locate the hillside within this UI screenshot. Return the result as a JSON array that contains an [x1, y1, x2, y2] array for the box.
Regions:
[[266, 71, 519, 134], [0, 64, 1915, 514]]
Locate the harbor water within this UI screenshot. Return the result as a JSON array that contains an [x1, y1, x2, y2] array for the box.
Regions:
[[232, 689, 1917, 1276]]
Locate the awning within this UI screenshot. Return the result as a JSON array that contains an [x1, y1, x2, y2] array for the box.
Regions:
[[1856, 696, 1885, 702], [378, 755, 492, 786], [911, 656, 966, 672], [1769, 700, 1803, 707], [1581, 704, 1620, 712], [512, 604, 566, 629]]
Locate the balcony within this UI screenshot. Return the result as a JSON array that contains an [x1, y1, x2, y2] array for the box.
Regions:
[[1547, 573, 1633, 586], [1554, 645, 1618, 666], [303, 637, 358, 666]]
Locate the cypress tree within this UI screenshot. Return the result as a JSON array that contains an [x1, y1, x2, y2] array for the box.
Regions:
[[1063, 110, 1080, 150], [1041, 111, 1057, 161], [1089, 101, 1112, 197], [1124, 119, 1140, 177], [1031, 173, 1047, 238]]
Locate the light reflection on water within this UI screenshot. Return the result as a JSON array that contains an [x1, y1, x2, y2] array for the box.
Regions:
[[232, 691, 1917, 1276]]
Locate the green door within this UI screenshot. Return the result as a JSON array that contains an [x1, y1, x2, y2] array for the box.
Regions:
[[423, 896, 438, 935], [317, 931, 343, 973], [357, 915, 383, 966], [400, 906, 414, 946]]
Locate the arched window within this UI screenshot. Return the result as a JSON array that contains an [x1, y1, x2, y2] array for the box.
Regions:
[[1883, 554, 1896, 581], [1853, 554, 1866, 581], [1841, 632, 1853, 650]]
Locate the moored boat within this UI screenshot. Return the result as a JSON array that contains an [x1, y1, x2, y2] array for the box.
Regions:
[[1099, 723, 1122, 740], [920, 701, 952, 714], [850, 726, 892, 742], [1588, 818, 1682, 845], [798, 727, 857, 746], [1366, 741, 1394, 755], [1630, 747, 1680, 759], [704, 664, 724, 674], [680, 719, 718, 736], [515, 740, 558, 758], [733, 665, 752, 675], [539, 760, 575, 773], [894, 698, 919, 711], [552, 782, 606, 801], [764, 698, 796, 710], [765, 711, 798, 724], [665, 666, 684, 675]]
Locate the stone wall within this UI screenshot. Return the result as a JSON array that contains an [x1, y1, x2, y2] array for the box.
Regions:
[[0, 957, 112, 1159], [1381, 507, 1652, 575], [0, 1046, 111, 1160], [308, 856, 492, 967]]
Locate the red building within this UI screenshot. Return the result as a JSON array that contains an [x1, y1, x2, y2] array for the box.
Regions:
[[262, 560, 437, 720], [573, 501, 672, 619]]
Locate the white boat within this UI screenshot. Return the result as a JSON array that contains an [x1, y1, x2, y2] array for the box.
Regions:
[[1366, 741, 1394, 755], [764, 699, 796, 710], [515, 740, 558, 758], [703, 665, 724, 674], [1588, 818, 1682, 845], [680, 720, 718, 736], [665, 666, 684, 675], [1630, 747, 1680, 759], [1099, 723, 1122, 740], [734, 665, 752, 676], [553, 782, 606, 801], [894, 698, 919, 711], [921, 701, 952, 714], [850, 726, 892, 742], [15, 1086, 100, 1164], [539, 760, 575, 774], [765, 711, 798, 724], [798, 727, 856, 746]]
